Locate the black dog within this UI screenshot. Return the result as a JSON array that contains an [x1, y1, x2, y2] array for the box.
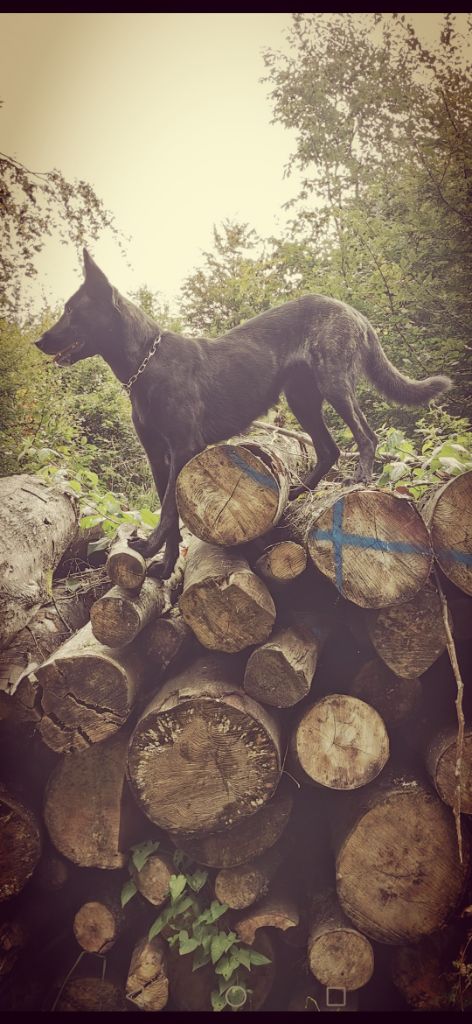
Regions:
[[36, 249, 451, 578]]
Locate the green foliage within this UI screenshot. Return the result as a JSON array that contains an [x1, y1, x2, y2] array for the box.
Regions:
[[375, 413, 472, 497], [0, 137, 123, 315], [121, 844, 271, 1012]]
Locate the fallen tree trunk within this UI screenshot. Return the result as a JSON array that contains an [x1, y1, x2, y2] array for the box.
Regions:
[[419, 471, 472, 596], [0, 786, 42, 902], [126, 935, 169, 1011], [170, 775, 295, 868], [33, 622, 151, 754], [0, 474, 78, 649], [308, 888, 374, 991], [179, 539, 276, 653], [291, 694, 389, 790], [90, 578, 171, 647], [284, 483, 432, 608], [176, 427, 315, 546], [333, 773, 470, 944], [127, 654, 282, 833]]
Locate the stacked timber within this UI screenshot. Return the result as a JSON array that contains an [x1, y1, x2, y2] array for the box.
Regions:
[[0, 448, 471, 1014]]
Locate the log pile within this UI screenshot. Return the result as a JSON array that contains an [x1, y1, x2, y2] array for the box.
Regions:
[[0, 462, 471, 1013]]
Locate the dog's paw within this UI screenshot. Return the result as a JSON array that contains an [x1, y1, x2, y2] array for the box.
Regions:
[[128, 534, 154, 557], [147, 558, 173, 581], [289, 484, 309, 501]]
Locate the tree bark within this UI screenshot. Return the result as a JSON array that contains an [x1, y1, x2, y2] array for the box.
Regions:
[[419, 471, 472, 596], [169, 775, 295, 868], [127, 653, 282, 834], [179, 538, 276, 653], [176, 427, 315, 546], [308, 888, 374, 991], [0, 474, 78, 649], [33, 621, 151, 754], [284, 482, 432, 608], [291, 694, 389, 790], [90, 578, 171, 648], [126, 935, 169, 1011], [333, 773, 470, 944], [0, 786, 42, 902], [141, 606, 193, 677], [243, 600, 330, 708]]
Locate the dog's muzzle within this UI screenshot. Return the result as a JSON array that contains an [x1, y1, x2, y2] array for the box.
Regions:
[[35, 334, 84, 365]]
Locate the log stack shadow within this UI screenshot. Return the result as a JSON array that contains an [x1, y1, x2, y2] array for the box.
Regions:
[[1, 459, 471, 1012]]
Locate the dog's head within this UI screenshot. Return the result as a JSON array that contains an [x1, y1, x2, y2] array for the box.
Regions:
[[35, 249, 119, 366]]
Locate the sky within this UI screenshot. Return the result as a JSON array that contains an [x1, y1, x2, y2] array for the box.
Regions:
[[2, 12, 300, 311], [2, 12, 468, 315]]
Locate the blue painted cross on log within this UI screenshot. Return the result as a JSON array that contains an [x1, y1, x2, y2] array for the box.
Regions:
[[310, 498, 431, 594]]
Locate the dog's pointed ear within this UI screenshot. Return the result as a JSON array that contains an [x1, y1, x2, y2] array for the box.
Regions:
[[83, 248, 113, 301]]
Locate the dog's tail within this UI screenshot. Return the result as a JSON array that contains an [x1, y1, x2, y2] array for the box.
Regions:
[[365, 327, 452, 406]]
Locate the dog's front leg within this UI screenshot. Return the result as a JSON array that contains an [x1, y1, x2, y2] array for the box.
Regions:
[[129, 447, 196, 578]]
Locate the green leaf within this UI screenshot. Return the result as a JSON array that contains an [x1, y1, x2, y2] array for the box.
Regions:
[[187, 869, 208, 893], [192, 948, 211, 971], [248, 950, 271, 967], [211, 990, 227, 1012], [236, 947, 252, 970], [80, 513, 104, 529], [138, 507, 160, 527], [171, 894, 196, 918], [207, 900, 228, 923], [131, 839, 160, 873], [179, 935, 199, 956], [210, 934, 230, 965], [120, 879, 137, 908], [148, 905, 172, 940], [169, 874, 188, 903]]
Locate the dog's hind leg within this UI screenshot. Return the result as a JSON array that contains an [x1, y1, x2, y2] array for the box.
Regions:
[[324, 385, 378, 484], [129, 445, 200, 578], [284, 367, 340, 498]]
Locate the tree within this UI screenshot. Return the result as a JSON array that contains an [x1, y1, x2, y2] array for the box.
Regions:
[[1, 123, 124, 314]]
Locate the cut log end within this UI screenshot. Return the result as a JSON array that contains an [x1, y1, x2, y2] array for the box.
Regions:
[[292, 694, 389, 790], [309, 927, 374, 991], [423, 471, 472, 597], [73, 901, 120, 954]]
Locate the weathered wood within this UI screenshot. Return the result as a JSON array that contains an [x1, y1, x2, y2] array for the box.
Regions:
[[291, 694, 389, 790], [347, 657, 421, 729], [167, 929, 275, 1011], [214, 834, 290, 909], [33, 621, 150, 753], [285, 483, 432, 607], [0, 786, 42, 902], [362, 578, 450, 678], [90, 577, 171, 647], [179, 539, 275, 653], [243, 603, 330, 708], [424, 724, 472, 814], [73, 894, 124, 953], [131, 849, 174, 907], [0, 474, 78, 649], [333, 774, 470, 943], [419, 471, 472, 596], [54, 977, 127, 1012], [170, 775, 295, 867], [126, 935, 169, 1011], [234, 887, 299, 944], [43, 729, 131, 869], [308, 889, 374, 991], [254, 540, 307, 584], [106, 523, 147, 591], [0, 579, 91, 705], [141, 606, 193, 676], [127, 654, 282, 833], [176, 428, 315, 546]]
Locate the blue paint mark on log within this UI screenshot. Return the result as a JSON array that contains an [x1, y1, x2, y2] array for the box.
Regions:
[[309, 497, 430, 594], [436, 547, 472, 567], [227, 449, 279, 493]]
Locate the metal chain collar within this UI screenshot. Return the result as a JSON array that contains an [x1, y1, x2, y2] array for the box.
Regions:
[[123, 333, 162, 395]]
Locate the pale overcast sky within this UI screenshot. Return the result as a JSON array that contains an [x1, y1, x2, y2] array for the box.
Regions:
[[2, 12, 465, 314], [2, 12, 300, 311]]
